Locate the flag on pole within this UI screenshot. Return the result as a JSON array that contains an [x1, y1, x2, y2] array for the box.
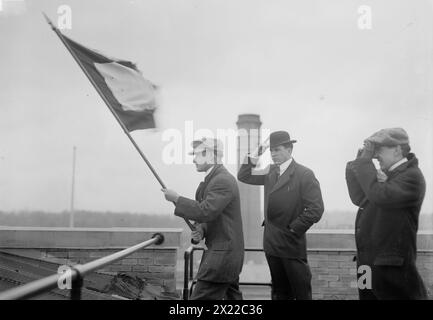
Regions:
[[44, 14, 196, 232], [60, 33, 157, 131]]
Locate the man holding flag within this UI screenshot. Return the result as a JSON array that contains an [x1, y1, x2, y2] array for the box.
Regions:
[[162, 138, 245, 300], [44, 13, 198, 232]]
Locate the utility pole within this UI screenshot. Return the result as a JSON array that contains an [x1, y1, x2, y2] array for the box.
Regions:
[[70, 146, 76, 228]]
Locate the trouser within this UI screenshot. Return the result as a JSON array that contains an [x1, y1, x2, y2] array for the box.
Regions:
[[357, 260, 427, 300], [265, 254, 312, 300], [190, 278, 243, 300]]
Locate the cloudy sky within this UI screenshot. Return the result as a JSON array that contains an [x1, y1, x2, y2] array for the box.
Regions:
[[0, 0, 432, 220]]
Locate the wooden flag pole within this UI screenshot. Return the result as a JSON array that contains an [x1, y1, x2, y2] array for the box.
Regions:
[[43, 13, 195, 231]]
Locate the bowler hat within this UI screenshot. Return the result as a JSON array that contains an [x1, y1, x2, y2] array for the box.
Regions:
[[365, 128, 409, 146], [188, 137, 224, 156], [269, 131, 297, 148]]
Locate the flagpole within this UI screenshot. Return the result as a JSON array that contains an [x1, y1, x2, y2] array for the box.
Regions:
[[43, 13, 195, 231]]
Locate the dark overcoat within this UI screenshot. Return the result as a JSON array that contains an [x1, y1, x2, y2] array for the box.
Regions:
[[175, 164, 244, 283], [238, 157, 324, 259], [346, 153, 427, 299]]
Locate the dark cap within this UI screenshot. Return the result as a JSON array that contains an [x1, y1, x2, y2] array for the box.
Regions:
[[365, 128, 409, 146]]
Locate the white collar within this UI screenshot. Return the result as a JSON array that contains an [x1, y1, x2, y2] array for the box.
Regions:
[[389, 157, 408, 172], [278, 158, 293, 176], [205, 165, 215, 179]]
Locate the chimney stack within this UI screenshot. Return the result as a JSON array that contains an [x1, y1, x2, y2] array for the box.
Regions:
[[236, 114, 263, 256]]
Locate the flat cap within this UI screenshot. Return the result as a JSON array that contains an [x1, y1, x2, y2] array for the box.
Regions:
[[365, 127, 409, 146], [188, 137, 224, 156]]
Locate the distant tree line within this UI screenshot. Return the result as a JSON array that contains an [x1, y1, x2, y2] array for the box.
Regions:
[[0, 210, 185, 228], [0, 210, 431, 230]]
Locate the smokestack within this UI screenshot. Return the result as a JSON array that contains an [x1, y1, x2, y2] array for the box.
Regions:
[[236, 114, 263, 256]]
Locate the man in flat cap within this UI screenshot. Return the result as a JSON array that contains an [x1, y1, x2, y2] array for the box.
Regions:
[[162, 137, 244, 300], [238, 131, 324, 300], [345, 128, 427, 300]]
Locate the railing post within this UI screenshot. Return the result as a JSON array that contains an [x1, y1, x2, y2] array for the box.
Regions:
[[183, 250, 190, 300], [70, 268, 83, 300], [182, 247, 272, 300], [189, 249, 194, 280]]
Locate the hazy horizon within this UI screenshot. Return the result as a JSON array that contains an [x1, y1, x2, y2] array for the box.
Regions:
[[1, 210, 432, 231]]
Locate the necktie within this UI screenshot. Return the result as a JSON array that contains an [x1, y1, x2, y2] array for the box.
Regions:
[[276, 166, 280, 178], [270, 166, 280, 188]]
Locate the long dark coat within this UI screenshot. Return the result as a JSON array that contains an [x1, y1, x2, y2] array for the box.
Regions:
[[346, 153, 427, 299], [175, 164, 244, 283], [238, 157, 324, 259]]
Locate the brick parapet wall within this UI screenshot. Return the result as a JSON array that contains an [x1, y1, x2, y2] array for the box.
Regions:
[[308, 250, 433, 300], [41, 248, 178, 292], [308, 250, 357, 300], [306, 230, 433, 300], [1, 228, 431, 299], [0, 227, 182, 294]]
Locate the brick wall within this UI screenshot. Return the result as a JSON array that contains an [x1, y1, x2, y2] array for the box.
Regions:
[[307, 231, 433, 300], [2, 227, 432, 299], [309, 250, 358, 300], [184, 231, 433, 299], [0, 227, 182, 295], [417, 252, 433, 297], [41, 248, 178, 292], [309, 250, 433, 300]]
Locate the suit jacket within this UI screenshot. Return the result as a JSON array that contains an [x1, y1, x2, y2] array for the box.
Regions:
[[238, 157, 324, 259], [346, 153, 427, 299], [175, 164, 244, 283]]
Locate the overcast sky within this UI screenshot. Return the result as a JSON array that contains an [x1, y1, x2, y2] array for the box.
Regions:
[[0, 0, 432, 219]]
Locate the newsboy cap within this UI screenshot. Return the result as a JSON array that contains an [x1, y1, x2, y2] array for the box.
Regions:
[[269, 131, 297, 148], [188, 137, 224, 156], [365, 128, 410, 146]]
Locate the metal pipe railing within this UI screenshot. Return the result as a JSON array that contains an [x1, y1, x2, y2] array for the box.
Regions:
[[0, 233, 164, 300], [183, 246, 272, 300]]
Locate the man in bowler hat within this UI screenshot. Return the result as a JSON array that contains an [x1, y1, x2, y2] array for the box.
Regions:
[[238, 131, 324, 300], [346, 128, 427, 299], [162, 137, 244, 300]]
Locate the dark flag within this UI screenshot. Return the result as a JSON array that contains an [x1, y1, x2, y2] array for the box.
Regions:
[[60, 33, 157, 131], [45, 14, 195, 231]]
